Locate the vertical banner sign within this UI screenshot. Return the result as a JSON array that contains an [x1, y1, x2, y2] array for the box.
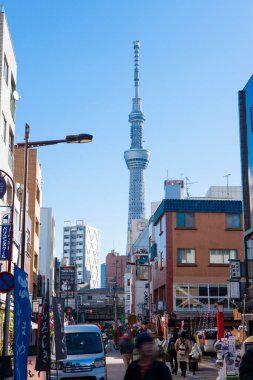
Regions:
[[52, 297, 67, 360], [0, 216, 10, 260], [14, 265, 32, 380], [35, 289, 51, 372], [60, 266, 76, 298]]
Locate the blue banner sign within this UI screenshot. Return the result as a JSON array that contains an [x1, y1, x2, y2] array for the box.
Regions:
[[0, 224, 10, 260], [14, 265, 32, 380]]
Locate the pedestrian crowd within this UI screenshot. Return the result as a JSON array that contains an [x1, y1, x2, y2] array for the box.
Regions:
[[112, 324, 203, 379]]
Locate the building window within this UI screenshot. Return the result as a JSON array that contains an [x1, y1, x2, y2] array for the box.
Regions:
[[2, 113, 7, 143], [127, 279, 130, 286], [9, 127, 14, 153], [160, 251, 164, 269], [36, 186, 40, 204], [177, 249, 196, 264], [88, 295, 92, 300], [35, 219, 40, 237], [159, 218, 163, 235], [176, 213, 195, 228], [3, 55, 8, 85], [209, 249, 238, 265], [34, 252, 38, 270], [10, 75, 16, 121], [226, 214, 241, 229], [175, 283, 229, 311]]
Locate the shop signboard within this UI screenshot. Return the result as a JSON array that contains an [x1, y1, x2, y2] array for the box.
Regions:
[[60, 266, 76, 298], [230, 282, 240, 300], [229, 260, 241, 280]]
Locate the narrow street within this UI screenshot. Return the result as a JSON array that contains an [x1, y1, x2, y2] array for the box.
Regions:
[[106, 351, 218, 380]]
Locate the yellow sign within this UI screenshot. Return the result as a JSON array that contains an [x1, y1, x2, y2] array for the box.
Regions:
[[128, 314, 136, 325]]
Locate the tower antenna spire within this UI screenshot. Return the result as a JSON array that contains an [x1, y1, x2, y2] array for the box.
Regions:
[[133, 40, 140, 99]]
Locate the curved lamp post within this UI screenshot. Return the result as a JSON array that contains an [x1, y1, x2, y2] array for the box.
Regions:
[[15, 124, 93, 271]]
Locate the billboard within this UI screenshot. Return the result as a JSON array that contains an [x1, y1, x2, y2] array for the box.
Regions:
[[60, 266, 76, 298]]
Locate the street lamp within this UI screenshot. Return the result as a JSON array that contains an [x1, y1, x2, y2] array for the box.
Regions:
[[15, 124, 93, 271]]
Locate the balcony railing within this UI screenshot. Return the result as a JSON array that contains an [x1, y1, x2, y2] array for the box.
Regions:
[[150, 243, 157, 261]]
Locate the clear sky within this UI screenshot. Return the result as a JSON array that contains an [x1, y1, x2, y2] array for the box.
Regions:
[[4, 0, 253, 262]]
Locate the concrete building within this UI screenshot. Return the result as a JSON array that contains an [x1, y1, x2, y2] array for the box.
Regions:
[[205, 186, 242, 200], [239, 77, 253, 238], [101, 263, 106, 288], [0, 9, 17, 178], [39, 207, 55, 296], [63, 220, 100, 288], [14, 149, 42, 296], [125, 41, 150, 252], [150, 198, 244, 329], [106, 250, 127, 288]]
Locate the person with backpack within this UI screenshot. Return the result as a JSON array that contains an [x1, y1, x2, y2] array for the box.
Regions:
[[175, 331, 191, 377], [168, 330, 178, 374], [189, 336, 202, 376]]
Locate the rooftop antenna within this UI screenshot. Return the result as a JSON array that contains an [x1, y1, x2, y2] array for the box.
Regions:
[[185, 177, 197, 199], [223, 174, 231, 198], [133, 40, 140, 99], [166, 169, 169, 180]]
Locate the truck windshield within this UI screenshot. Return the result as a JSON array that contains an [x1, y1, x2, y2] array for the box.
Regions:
[[65, 332, 102, 355]]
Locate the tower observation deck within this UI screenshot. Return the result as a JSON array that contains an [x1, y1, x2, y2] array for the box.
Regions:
[[124, 41, 150, 230]]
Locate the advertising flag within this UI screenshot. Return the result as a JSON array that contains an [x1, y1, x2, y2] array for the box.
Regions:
[[14, 265, 32, 380], [52, 297, 67, 360], [35, 286, 51, 372]]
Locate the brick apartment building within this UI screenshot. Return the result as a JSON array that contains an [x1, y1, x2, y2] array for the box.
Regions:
[[106, 250, 127, 288], [14, 148, 42, 297], [150, 199, 243, 327]]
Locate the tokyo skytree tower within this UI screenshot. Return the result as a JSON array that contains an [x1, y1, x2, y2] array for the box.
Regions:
[[124, 41, 150, 231]]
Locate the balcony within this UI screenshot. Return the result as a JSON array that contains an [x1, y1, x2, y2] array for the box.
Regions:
[[150, 243, 157, 261]]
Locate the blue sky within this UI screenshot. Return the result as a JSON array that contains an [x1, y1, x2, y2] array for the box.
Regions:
[[4, 0, 253, 262]]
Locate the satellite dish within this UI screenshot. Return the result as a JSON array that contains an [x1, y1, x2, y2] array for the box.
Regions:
[[13, 90, 21, 101]]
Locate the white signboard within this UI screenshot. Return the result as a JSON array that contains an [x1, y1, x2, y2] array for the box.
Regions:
[[230, 282, 240, 299], [230, 260, 241, 279]]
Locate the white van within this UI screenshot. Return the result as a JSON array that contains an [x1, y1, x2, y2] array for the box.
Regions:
[[51, 324, 107, 380]]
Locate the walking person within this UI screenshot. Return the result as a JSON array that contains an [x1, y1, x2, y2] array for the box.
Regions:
[[189, 336, 202, 376], [120, 333, 134, 369], [175, 331, 191, 377], [124, 332, 172, 380], [168, 330, 178, 375], [240, 347, 253, 380]]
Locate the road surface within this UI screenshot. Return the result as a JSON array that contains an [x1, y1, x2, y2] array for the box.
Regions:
[[106, 351, 218, 380]]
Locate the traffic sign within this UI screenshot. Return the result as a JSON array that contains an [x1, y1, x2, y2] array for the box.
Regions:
[[0, 271, 14, 293]]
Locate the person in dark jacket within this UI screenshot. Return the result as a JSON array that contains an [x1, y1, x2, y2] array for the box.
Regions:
[[240, 348, 253, 380], [120, 333, 134, 369], [124, 332, 172, 380], [168, 331, 178, 375]]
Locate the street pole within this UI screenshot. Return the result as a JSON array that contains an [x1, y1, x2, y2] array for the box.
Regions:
[[20, 124, 30, 271], [1, 170, 15, 357], [148, 263, 151, 322], [242, 293, 247, 341]]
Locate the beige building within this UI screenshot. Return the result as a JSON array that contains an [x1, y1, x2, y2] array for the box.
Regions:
[[14, 149, 42, 296]]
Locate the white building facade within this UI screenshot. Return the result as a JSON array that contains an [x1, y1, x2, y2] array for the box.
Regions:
[[39, 207, 55, 296], [63, 220, 100, 288]]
